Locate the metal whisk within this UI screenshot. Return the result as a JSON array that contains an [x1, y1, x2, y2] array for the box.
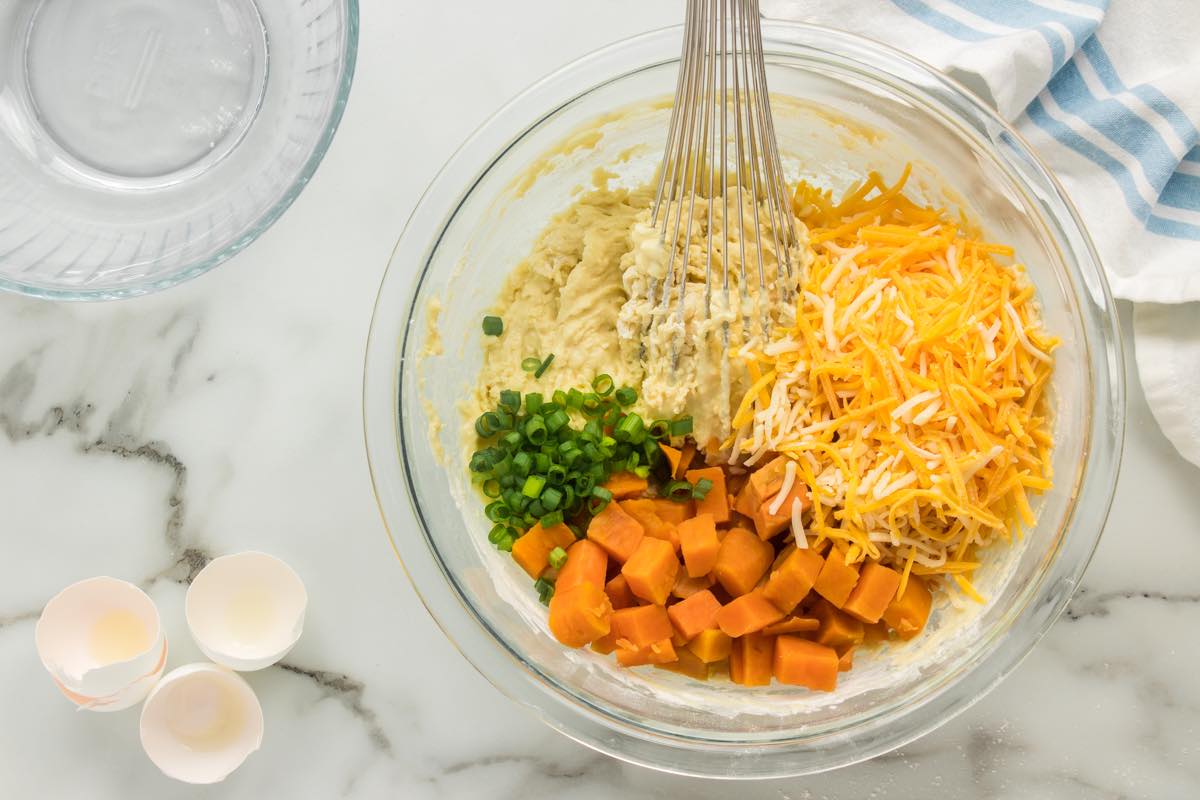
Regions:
[[645, 0, 798, 374]]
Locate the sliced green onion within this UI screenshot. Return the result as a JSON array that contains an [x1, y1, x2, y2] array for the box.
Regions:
[[482, 316, 503, 336], [533, 453, 551, 473], [534, 353, 555, 378], [498, 390, 521, 412], [521, 357, 541, 372], [497, 534, 514, 552], [544, 408, 570, 434], [615, 386, 637, 406], [535, 577, 555, 605], [648, 419, 671, 439], [511, 451, 532, 478], [482, 479, 501, 498], [669, 416, 694, 436], [522, 474, 546, 498], [566, 388, 584, 409], [692, 477, 714, 500], [662, 480, 695, 502], [524, 416, 547, 445], [475, 412, 500, 438], [525, 392, 543, 414], [502, 431, 523, 450], [548, 546, 568, 570], [540, 509, 564, 529], [546, 464, 567, 484], [591, 374, 614, 396], [541, 486, 563, 511], [553, 389, 568, 407], [488, 523, 509, 544], [485, 501, 510, 522], [601, 404, 622, 426], [614, 413, 645, 443], [633, 465, 650, 478]]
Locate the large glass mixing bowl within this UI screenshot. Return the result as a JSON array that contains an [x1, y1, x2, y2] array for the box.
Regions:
[[0, 0, 357, 300], [364, 23, 1124, 777]]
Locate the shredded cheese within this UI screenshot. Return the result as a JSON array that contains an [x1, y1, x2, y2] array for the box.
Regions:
[[729, 168, 1058, 600]]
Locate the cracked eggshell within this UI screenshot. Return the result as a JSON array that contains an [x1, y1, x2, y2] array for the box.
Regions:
[[139, 663, 264, 784], [35, 576, 166, 705], [185, 552, 307, 671], [54, 639, 168, 712]]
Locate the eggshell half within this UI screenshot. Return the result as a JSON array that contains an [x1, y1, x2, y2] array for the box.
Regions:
[[186, 552, 306, 671], [35, 576, 166, 701], [55, 639, 168, 712], [139, 663, 264, 784]]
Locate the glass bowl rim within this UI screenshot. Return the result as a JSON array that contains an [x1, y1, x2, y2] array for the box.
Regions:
[[364, 20, 1125, 777], [0, 0, 361, 303]]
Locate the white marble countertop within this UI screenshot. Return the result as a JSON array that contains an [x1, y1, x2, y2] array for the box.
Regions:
[[2, 2, 1198, 797]]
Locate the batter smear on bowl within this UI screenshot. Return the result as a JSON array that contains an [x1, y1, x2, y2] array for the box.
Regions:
[[464, 166, 1057, 691]]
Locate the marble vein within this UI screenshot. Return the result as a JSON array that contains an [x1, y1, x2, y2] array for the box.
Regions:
[[277, 662, 394, 755], [1064, 587, 1200, 621]]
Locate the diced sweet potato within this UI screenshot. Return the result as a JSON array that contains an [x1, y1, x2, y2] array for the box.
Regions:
[[729, 632, 774, 686], [655, 645, 709, 680], [604, 574, 637, 610], [763, 547, 824, 613], [837, 646, 855, 672], [773, 636, 838, 691], [751, 481, 811, 540], [587, 501, 645, 563], [734, 456, 790, 518], [652, 498, 693, 525], [716, 589, 785, 637], [621, 537, 679, 605], [603, 471, 649, 499], [813, 599, 865, 649], [882, 575, 933, 639], [713, 527, 774, 597], [687, 628, 732, 663], [511, 522, 577, 579], [610, 604, 673, 648], [813, 546, 861, 607], [615, 637, 677, 666], [686, 466, 730, 523], [842, 562, 902, 623], [659, 443, 683, 477], [672, 571, 715, 599], [667, 589, 722, 641], [677, 513, 721, 578], [548, 583, 613, 647], [590, 630, 616, 654], [675, 441, 697, 479], [761, 616, 820, 636], [555, 540, 608, 593], [620, 499, 680, 551]]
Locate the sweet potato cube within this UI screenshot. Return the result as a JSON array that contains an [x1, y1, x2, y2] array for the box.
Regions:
[[651, 498, 693, 525], [511, 522, 576, 579], [729, 632, 774, 686], [555, 540, 608, 593], [813, 600, 865, 649], [667, 589, 722, 641], [603, 471, 649, 499], [587, 501, 645, 563], [686, 466, 730, 523], [610, 604, 673, 648], [734, 455, 790, 517], [713, 527, 774, 597], [813, 547, 861, 607], [751, 481, 811, 540], [675, 441, 697, 479], [763, 547, 824, 613], [615, 637, 677, 666], [548, 583, 612, 647], [658, 443, 683, 477], [761, 616, 820, 636], [716, 589, 785, 637], [672, 571, 715, 599], [604, 574, 637, 610], [621, 537, 679, 605], [838, 646, 856, 672], [655, 645, 709, 680], [773, 636, 838, 691], [687, 628, 732, 663], [882, 575, 933, 639], [620, 499, 680, 551], [842, 562, 902, 623], [677, 513, 721, 577]]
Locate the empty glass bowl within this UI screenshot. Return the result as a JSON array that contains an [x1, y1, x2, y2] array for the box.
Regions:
[[0, 0, 358, 299], [364, 23, 1124, 777]]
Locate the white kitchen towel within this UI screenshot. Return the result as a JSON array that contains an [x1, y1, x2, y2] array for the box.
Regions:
[[763, 0, 1200, 467]]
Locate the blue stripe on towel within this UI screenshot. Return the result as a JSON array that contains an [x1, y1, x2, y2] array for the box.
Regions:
[[946, 0, 1100, 71], [889, 0, 992, 41], [1079, 38, 1199, 147]]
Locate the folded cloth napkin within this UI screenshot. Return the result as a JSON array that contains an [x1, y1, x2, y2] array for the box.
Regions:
[[762, 0, 1200, 467]]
